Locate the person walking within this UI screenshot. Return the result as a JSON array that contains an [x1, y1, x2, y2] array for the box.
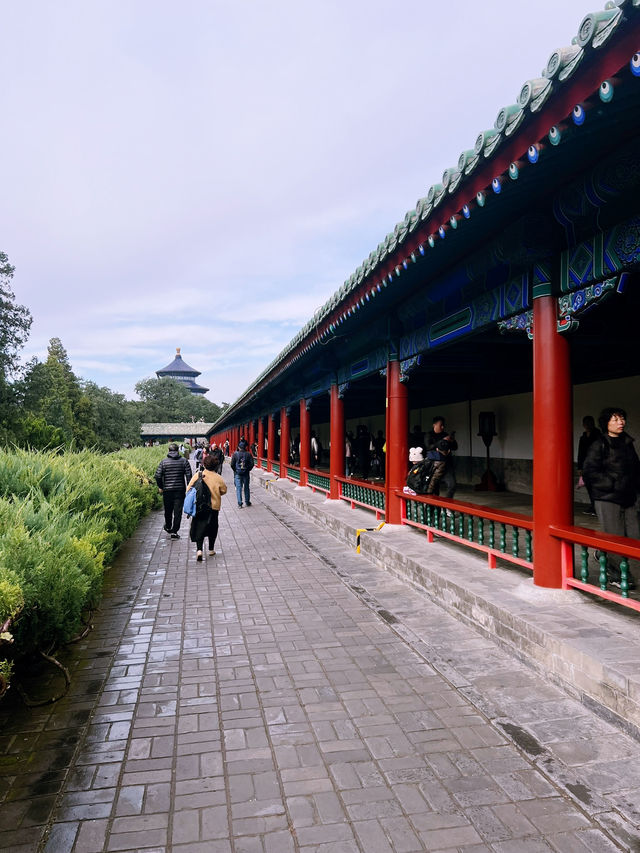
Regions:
[[186, 454, 227, 561], [205, 441, 224, 474], [583, 406, 640, 589], [230, 438, 254, 507], [155, 442, 193, 539], [426, 416, 458, 498]]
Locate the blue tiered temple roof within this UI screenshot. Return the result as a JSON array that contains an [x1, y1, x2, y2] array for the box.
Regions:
[[156, 348, 209, 395]]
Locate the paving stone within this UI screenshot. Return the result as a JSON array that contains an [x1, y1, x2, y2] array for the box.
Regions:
[[4, 469, 640, 852]]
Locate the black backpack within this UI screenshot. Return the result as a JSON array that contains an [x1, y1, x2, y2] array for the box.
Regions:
[[193, 471, 212, 518], [236, 450, 253, 473], [406, 460, 434, 494]]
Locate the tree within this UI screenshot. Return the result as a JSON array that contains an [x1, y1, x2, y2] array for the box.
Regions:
[[0, 252, 33, 444], [135, 377, 222, 424], [20, 339, 97, 447], [0, 252, 32, 380], [81, 381, 141, 452]]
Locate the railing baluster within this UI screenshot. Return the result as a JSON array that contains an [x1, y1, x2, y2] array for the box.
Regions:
[[500, 524, 506, 553], [580, 546, 589, 583], [620, 556, 630, 598], [478, 518, 484, 546], [512, 527, 519, 559], [599, 551, 608, 590], [489, 521, 495, 550], [466, 514, 473, 542], [525, 530, 532, 563]]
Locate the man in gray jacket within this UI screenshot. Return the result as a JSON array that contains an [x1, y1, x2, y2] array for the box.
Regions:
[[155, 443, 193, 538]]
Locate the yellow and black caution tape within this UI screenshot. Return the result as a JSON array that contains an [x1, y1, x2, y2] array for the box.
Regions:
[[356, 522, 385, 553]]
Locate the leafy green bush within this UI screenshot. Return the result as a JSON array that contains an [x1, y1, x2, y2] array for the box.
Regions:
[[0, 445, 167, 686]]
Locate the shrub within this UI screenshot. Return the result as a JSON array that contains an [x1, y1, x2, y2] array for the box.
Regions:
[[0, 444, 167, 691]]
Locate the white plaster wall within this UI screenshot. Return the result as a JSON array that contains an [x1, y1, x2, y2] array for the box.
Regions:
[[408, 375, 639, 462], [317, 375, 639, 462], [573, 376, 640, 457]]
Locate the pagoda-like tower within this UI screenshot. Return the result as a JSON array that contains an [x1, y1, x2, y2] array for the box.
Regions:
[[156, 348, 209, 395]]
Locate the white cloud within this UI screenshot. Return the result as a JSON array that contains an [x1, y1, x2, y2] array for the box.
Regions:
[[4, 0, 594, 406]]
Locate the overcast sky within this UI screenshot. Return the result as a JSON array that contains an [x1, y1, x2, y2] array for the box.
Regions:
[[3, 0, 597, 406]]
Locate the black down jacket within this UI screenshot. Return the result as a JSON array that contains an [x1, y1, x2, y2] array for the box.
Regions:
[[155, 451, 192, 491], [582, 433, 640, 508]]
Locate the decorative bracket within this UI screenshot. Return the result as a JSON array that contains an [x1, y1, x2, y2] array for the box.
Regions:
[[399, 355, 422, 383], [338, 382, 349, 399], [557, 274, 626, 332], [498, 273, 626, 340], [498, 310, 533, 340]]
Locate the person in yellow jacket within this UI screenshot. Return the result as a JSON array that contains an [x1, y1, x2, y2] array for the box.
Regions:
[[186, 454, 227, 561]]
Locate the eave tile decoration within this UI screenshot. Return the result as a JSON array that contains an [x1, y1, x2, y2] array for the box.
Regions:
[[216, 0, 640, 425]]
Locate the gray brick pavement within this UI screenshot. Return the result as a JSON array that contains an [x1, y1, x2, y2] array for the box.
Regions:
[[1, 466, 639, 851]]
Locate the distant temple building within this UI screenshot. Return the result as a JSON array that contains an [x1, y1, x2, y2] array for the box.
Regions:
[[156, 348, 209, 395]]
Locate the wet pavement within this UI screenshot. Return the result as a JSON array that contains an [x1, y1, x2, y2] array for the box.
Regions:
[[1, 465, 640, 851]]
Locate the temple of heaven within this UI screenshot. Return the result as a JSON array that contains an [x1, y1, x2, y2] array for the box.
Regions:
[[156, 348, 209, 395]]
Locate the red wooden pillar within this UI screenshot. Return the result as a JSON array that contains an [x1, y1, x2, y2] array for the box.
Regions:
[[280, 407, 290, 474], [257, 418, 265, 469], [385, 358, 408, 525], [267, 414, 275, 472], [329, 384, 345, 499], [533, 296, 572, 588], [249, 421, 256, 448], [299, 399, 311, 487]]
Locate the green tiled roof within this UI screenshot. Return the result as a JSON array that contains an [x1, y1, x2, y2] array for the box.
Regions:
[[218, 0, 639, 423]]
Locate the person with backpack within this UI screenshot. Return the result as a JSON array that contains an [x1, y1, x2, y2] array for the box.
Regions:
[[230, 438, 254, 507], [405, 447, 434, 495], [155, 442, 193, 539], [185, 454, 227, 561]]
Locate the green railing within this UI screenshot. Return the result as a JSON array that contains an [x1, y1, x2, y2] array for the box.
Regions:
[[305, 469, 330, 494], [337, 477, 385, 519], [551, 523, 640, 610], [286, 465, 301, 482], [271, 462, 280, 476], [400, 492, 533, 571]]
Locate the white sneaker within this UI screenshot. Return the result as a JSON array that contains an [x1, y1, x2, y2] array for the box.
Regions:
[[196, 550, 203, 562], [208, 550, 216, 556]]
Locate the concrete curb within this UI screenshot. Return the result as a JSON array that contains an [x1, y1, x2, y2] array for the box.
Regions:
[[254, 468, 640, 738]]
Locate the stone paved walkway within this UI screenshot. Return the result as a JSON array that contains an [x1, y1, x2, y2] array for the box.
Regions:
[[1, 466, 640, 852]]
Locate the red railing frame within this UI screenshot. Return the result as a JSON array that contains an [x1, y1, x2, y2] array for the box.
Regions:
[[550, 523, 640, 612], [397, 491, 533, 571], [303, 467, 330, 495], [335, 476, 386, 519]]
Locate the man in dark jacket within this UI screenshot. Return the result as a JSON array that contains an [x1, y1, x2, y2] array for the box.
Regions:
[[230, 439, 254, 507], [155, 442, 193, 538], [583, 407, 640, 588], [426, 416, 458, 498]]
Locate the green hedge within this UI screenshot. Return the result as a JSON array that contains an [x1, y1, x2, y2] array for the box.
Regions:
[[0, 445, 166, 678]]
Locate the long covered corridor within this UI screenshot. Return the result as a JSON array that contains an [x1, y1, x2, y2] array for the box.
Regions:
[[2, 464, 640, 852]]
